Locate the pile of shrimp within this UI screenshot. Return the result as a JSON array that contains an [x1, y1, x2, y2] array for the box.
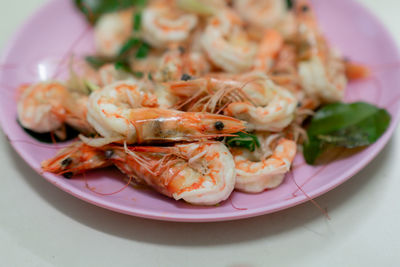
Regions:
[[16, 0, 369, 205]]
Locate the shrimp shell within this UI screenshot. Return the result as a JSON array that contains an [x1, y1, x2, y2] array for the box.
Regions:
[[86, 81, 246, 144], [113, 142, 236, 205]]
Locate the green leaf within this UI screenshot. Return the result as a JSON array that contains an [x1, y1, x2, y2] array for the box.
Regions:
[[114, 60, 143, 78], [307, 102, 385, 136], [80, 1, 152, 75], [74, 0, 147, 24], [114, 60, 132, 73], [134, 0, 147, 7], [85, 56, 112, 69], [303, 102, 391, 165], [135, 42, 150, 59], [78, 1, 151, 71], [74, 0, 144, 24], [87, 39, 151, 72], [303, 136, 325, 165], [133, 12, 142, 32], [133, 71, 144, 78], [117, 37, 141, 57], [116, 38, 149, 65], [226, 132, 261, 152], [286, 0, 294, 10]]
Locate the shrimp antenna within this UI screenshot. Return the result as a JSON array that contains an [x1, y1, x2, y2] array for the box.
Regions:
[[84, 171, 134, 196], [289, 170, 331, 219]]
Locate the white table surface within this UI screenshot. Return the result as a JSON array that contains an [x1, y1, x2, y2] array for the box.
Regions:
[[1, 1, 400, 266]]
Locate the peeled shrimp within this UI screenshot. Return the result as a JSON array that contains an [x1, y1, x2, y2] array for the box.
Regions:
[[86, 81, 246, 144], [295, 0, 347, 103], [94, 9, 134, 57], [18, 82, 67, 133], [201, 9, 257, 73], [231, 136, 296, 193], [142, 0, 198, 48], [253, 29, 284, 72], [153, 49, 210, 82], [233, 0, 287, 29], [299, 56, 347, 103], [224, 73, 297, 132], [17, 82, 93, 136], [269, 44, 299, 91], [97, 64, 137, 86]]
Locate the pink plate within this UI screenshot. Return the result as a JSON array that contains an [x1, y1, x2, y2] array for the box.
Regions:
[[1, 0, 400, 222]]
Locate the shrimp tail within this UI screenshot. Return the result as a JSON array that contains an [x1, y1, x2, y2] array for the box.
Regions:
[[345, 62, 371, 80]]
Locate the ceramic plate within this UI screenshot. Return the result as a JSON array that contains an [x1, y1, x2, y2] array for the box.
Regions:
[[1, 0, 400, 222]]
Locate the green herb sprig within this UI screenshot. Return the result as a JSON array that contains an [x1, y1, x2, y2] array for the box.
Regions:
[[76, 0, 150, 73], [75, 0, 147, 25], [226, 132, 261, 152], [286, 0, 294, 10]]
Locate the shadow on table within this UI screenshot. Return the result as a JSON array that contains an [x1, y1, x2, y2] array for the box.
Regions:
[[7, 137, 393, 247]]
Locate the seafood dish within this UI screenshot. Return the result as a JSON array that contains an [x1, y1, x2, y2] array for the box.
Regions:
[[15, 0, 385, 206]]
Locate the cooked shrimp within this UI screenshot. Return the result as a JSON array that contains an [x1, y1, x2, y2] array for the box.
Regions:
[[41, 141, 111, 178], [94, 9, 134, 57], [268, 44, 318, 109], [62, 92, 94, 135], [98, 64, 136, 86], [16, 0, 366, 205], [153, 49, 211, 82], [201, 8, 257, 73], [224, 73, 297, 131], [270, 44, 300, 92], [253, 29, 284, 72], [42, 141, 236, 205], [232, 136, 296, 193], [345, 62, 370, 80], [167, 73, 297, 132], [142, 0, 198, 48], [17, 82, 93, 136], [299, 55, 347, 103], [275, 12, 298, 39], [233, 0, 287, 29], [86, 81, 246, 144], [18, 82, 67, 133], [295, 0, 348, 103], [126, 51, 165, 78], [112, 142, 236, 205]]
